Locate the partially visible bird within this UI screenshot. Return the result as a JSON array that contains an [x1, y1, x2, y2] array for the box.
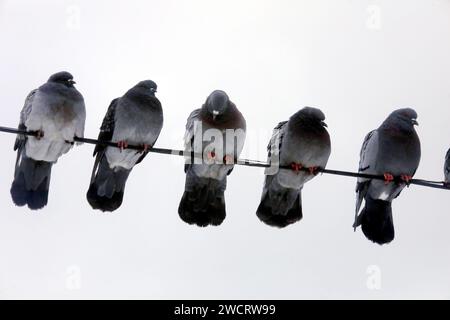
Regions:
[[178, 90, 246, 227], [256, 107, 331, 228], [11, 71, 86, 210], [86, 80, 163, 212], [445, 148, 450, 188], [354, 108, 421, 245]]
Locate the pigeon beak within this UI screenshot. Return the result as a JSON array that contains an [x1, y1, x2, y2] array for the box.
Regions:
[[68, 80, 76, 85], [321, 121, 328, 128], [412, 119, 419, 126], [212, 110, 219, 121]]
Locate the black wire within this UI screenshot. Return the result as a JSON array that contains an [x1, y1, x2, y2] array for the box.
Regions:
[[0, 125, 448, 190]]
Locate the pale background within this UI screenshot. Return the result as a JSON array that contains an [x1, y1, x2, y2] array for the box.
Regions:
[[0, 0, 449, 299]]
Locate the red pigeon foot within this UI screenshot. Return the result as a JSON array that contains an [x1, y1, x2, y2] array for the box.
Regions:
[[290, 162, 303, 173], [117, 140, 128, 151], [140, 144, 150, 153], [383, 173, 394, 185], [223, 154, 234, 165], [308, 166, 319, 175], [400, 174, 413, 185], [206, 151, 216, 161]]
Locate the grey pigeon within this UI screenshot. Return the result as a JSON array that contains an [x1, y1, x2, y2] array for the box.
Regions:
[[178, 90, 246, 227], [11, 71, 86, 210], [256, 107, 331, 228], [354, 108, 421, 245], [86, 80, 163, 212], [445, 148, 450, 187]]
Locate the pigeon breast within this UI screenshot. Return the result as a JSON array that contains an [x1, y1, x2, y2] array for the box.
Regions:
[[23, 82, 86, 162], [106, 95, 163, 170]]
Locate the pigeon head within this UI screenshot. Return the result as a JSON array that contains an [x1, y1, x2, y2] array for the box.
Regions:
[[136, 80, 157, 95], [48, 71, 76, 87], [385, 108, 419, 131], [292, 107, 327, 128], [205, 90, 230, 120]]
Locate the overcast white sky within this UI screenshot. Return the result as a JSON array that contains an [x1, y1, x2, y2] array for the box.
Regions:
[[0, 0, 449, 299]]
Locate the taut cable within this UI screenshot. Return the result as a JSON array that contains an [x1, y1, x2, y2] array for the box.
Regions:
[[0, 126, 448, 190]]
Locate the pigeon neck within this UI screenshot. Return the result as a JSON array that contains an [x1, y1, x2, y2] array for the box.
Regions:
[[290, 116, 325, 134], [380, 119, 415, 135]]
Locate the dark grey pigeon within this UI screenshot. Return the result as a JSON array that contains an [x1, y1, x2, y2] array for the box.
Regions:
[[178, 90, 246, 227], [86, 80, 163, 212], [11, 71, 86, 210], [445, 148, 450, 188], [354, 108, 421, 245], [256, 107, 331, 228]]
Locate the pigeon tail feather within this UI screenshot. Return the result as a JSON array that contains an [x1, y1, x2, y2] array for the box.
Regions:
[[256, 190, 302, 228], [178, 177, 226, 227], [355, 196, 394, 245], [86, 156, 131, 212], [10, 153, 52, 210]]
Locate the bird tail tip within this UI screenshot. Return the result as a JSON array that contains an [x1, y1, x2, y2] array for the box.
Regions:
[[10, 158, 51, 211], [86, 183, 124, 212], [178, 191, 226, 227], [356, 197, 394, 245], [256, 192, 302, 228]]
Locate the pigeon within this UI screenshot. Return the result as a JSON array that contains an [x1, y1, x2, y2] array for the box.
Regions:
[[86, 80, 163, 212], [11, 71, 86, 210], [256, 107, 331, 228], [445, 148, 450, 188], [178, 90, 246, 227], [354, 108, 421, 245]]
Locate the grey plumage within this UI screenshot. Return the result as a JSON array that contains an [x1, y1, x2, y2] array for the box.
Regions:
[[179, 90, 246, 227], [87, 80, 163, 212], [354, 108, 421, 245], [256, 107, 331, 228], [445, 149, 450, 187], [11, 71, 86, 210]]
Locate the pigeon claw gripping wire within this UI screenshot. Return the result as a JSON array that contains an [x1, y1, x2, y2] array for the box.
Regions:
[[117, 140, 128, 152], [290, 162, 303, 174], [34, 130, 44, 140], [140, 144, 150, 154], [384, 173, 395, 185], [65, 140, 75, 145], [401, 174, 413, 186], [0, 126, 448, 191], [223, 154, 234, 165], [308, 166, 319, 175]]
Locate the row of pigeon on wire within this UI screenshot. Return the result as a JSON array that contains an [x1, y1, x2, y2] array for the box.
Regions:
[[2, 71, 449, 246]]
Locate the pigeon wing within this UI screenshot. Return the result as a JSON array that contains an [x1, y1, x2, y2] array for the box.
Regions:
[[264, 121, 288, 175], [183, 108, 202, 173], [89, 98, 118, 182], [135, 96, 163, 165], [14, 89, 37, 153], [355, 130, 379, 223]]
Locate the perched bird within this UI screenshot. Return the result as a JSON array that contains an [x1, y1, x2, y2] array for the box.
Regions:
[[86, 80, 163, 212], [256, 107, 331, 228], [445, 149, 450, 188], [179, 90, 246, 227], [354, 108, 421, 245], [11, 71, 86, 210]]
